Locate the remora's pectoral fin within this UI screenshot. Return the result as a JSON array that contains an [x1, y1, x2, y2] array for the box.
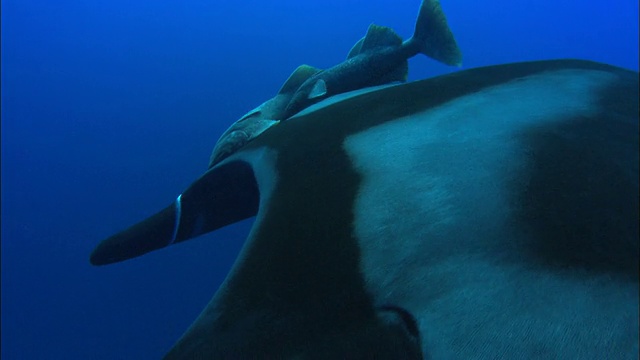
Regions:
[[346, 37, 365, 59], [308, 79, 328, 99], [90, 160, 259, 265], [278, 64, 322, 94]]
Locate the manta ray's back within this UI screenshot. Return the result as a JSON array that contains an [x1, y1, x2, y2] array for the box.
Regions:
[[93, 60, 639, 359]]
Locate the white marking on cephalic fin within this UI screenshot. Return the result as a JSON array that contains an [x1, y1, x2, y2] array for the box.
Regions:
[[168, 194, 182, 245]]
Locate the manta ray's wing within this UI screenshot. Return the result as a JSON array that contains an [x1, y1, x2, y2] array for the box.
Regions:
[[92, 60, 639, 359], [166, 60, 639, 358]]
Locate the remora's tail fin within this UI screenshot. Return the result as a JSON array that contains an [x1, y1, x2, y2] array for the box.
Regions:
[[411, 0, 462, 66]]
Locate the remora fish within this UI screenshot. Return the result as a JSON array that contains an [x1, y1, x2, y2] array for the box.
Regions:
[[208, 64, 321, 167], [209, 0, 461, 167], [282, 0, 462, 118], [91, 59, 639, 359]]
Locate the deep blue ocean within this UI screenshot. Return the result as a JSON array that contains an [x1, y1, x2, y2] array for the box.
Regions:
[[1, 0, 638, 358]]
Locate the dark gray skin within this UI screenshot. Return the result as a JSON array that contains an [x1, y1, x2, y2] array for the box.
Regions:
[[283, 0, 462, 118]]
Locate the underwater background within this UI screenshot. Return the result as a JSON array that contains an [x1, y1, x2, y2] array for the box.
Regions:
[[1, 0, 638, 358]]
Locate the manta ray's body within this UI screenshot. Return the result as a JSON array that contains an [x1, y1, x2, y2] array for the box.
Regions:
[[92, 60, 639, 359]]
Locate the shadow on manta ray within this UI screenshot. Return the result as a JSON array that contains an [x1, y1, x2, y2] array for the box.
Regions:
[[90, 5, 639, 360]]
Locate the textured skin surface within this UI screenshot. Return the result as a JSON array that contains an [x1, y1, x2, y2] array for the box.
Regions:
[[90, 60, 638, 359], [164, 60, 638, 359]]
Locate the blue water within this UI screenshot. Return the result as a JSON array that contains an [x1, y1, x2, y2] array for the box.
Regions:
[[1, 0, 638, 358]]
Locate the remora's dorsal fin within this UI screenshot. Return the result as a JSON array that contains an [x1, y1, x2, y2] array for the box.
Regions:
[[352, 24, 408, 83], [359, 24, 403, 53], [278, 65, 322, 94], [346, 37, 365, 59]]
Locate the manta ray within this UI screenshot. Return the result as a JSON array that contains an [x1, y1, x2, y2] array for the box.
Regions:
[[91, 59, 639, 359], [208, 0, 461, 167]]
